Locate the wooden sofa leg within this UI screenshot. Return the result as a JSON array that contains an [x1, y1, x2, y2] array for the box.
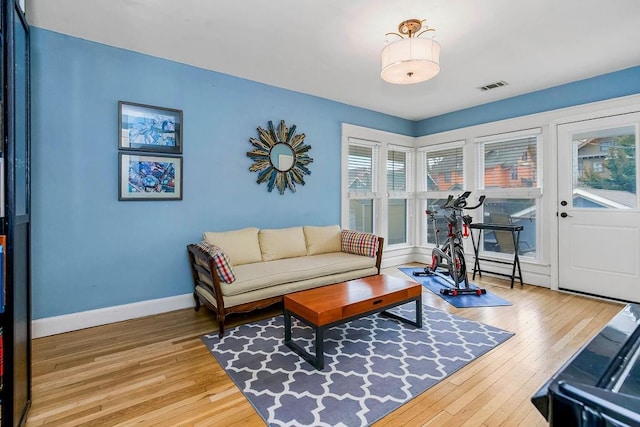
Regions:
[[193, 292, 201, 312], [218, 314, 226, 338]]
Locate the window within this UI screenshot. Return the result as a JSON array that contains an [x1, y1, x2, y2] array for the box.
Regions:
[[593, 161, 603, 173], [476, 129, 541, 258], [418, 141, 464, 245], [387, 146, 413, 244], [343, 127, 414, 247], [348, 142, 378, 233]]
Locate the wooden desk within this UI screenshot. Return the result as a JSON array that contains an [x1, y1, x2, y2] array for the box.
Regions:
[[469, 223, 524, 288]]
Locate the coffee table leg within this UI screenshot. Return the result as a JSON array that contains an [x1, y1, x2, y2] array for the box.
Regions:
[[380, 295, 423, 328], [284, 311, 325, 370], [315, 326, 324, 370], [284, 310, 292, 343], [415, 295, 423, 328]]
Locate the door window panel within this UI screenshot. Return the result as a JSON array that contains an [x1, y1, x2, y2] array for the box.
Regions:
[[571, 126, 637, 209]]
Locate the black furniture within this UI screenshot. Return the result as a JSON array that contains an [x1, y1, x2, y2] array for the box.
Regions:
[[469, 223, 524, 288], [531, 303, 640, 426], [0, 1, 32, 425]]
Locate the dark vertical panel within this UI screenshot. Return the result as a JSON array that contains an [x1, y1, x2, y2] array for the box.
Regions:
[[2, 0, 30, 424]]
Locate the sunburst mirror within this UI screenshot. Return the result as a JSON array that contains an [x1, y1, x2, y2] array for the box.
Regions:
[[247, 120, 313, 194]]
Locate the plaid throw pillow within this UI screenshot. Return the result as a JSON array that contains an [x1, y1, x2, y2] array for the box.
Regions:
[[195, 241, 236, 284], [341, 230, 379, 258]]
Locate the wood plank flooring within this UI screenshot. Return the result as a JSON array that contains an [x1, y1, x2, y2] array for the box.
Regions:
[[26, 266, 623, 426]]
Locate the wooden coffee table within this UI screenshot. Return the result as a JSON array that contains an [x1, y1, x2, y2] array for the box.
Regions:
[[283, 274, 422, 370]]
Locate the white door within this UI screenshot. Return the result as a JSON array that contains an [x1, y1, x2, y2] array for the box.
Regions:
[[557, 112, 640, 302]]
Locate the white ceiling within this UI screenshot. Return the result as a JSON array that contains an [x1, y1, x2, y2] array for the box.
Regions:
[[27, 0, 640, 121]]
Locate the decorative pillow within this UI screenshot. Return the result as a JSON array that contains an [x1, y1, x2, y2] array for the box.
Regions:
[[341, 230, 379, 258], [304, 225, 342, 255], [195, 241, 236, 284], [203, 227, 261, 266], [259, 227, 307, 261]]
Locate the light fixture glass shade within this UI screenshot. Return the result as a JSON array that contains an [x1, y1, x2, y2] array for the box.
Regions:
[[381, 37, 441, 84]]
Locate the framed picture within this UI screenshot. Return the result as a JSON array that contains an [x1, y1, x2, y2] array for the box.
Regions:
[[119, 153, 183, 201], [119, 101, 182, 153]]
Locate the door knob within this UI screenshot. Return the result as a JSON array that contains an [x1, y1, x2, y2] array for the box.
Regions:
[[560, 212, 569, 218]]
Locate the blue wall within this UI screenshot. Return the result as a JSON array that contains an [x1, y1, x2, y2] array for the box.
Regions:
[[31, 27, 640, 320], [30, 28, 414, 319], [416, 66, 640, 135]]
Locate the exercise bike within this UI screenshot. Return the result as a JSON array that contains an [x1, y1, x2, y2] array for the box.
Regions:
[[413, 191, 486, 296]]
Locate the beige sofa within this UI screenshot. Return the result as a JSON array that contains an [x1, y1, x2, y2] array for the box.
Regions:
[[187, 225, 384, 336]]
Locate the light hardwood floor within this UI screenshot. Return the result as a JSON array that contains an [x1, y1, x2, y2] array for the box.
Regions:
[[26, 266, 623, 426]]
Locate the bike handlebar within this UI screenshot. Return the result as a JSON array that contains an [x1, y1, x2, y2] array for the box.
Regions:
[[442, 192, 485, 211]]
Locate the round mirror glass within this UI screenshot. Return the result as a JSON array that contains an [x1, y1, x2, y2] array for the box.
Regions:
[[270, 143, 295, 172]]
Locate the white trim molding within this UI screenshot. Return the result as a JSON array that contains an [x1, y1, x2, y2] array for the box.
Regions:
[[32, 293, 196, 338]]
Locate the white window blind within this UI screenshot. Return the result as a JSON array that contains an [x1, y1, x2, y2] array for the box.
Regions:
[[424, 146, 464, 192], [387, 146, 413, 193], [482, 136, 538, 189], [348, 142, 379, 196]]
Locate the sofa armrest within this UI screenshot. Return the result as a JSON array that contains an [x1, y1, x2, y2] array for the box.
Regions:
[[187, 244, 225, 308]]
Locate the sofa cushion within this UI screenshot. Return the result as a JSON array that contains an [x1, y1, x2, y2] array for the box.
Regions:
[[303, 225, 342, 255], [195, 241, 236, 283], [259, 226, 307, 261], [341, 229, 379, 258], [220, 252, 377, 296], [221, 267, 379, 308], [203, 227, 261, 266]]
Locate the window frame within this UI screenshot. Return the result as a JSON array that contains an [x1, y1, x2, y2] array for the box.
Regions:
[[475, 128, 543, 261], [341, 124, 415, 248], [386, 144, 414, 245], [417, 140, 466, 247]]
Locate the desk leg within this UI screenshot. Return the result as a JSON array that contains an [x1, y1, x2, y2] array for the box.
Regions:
[[513, 229, 524, 287], [471, 229, 482, 280]]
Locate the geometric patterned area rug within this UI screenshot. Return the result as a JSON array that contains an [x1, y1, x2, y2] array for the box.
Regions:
[[201, 302, 514, 426], [400, 267, 512, 308]]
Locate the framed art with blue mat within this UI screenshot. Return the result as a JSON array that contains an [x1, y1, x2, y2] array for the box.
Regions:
[[400, 267, 512, 308], [202, 302, 514, 427]]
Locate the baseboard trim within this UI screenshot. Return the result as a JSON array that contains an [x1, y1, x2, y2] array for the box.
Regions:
[[32, 293, 196, 338]]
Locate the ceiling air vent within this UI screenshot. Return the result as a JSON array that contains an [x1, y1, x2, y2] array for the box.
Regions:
[[478, 80, 509, 91]]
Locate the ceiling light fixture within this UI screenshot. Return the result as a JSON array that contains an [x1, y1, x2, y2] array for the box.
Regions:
[[381, 18, 440, 85]]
